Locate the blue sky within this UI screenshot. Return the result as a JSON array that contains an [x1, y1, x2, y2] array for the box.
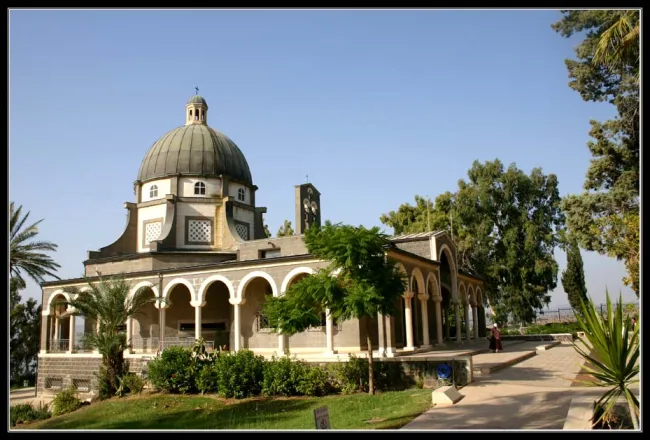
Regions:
[[9, 9, 637, 310]]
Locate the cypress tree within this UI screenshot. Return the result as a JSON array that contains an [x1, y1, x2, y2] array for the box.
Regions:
[[562, 240, 589, 314]]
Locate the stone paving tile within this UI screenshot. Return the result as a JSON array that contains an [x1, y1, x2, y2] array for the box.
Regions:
[[475, 343, 586, 388], [402, 342, 592, 430]]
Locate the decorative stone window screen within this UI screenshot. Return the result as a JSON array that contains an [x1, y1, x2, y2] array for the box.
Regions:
[[145, 221, 162, 246], [256, 312, 271, 332], [188, 219, 212, 243], [235, 222, 249, 241]]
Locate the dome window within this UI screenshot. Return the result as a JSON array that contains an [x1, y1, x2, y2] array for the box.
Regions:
[[149, 185, 158, 198], [194, 181, 206, 195], [237, 187, 246, 202]]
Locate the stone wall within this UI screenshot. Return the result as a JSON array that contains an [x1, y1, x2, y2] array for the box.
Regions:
[[37, 356, 150, 396]]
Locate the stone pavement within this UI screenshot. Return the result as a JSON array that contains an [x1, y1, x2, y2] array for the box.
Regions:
[[403, 342, 596, 430], [10, 387, 52, 408]]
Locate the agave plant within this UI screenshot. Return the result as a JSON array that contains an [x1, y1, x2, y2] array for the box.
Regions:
[[573, 290, 639, 429]]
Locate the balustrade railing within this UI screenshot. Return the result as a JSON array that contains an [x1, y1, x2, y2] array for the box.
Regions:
[[48, 339, 70, 353]]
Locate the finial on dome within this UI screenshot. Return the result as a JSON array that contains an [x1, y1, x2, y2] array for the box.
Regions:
[[195, 86, 199, 94]]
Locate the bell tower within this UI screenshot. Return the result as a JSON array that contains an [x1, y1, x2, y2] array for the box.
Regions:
[[185, 87, 208, 126], [295, 183, 321, 235]]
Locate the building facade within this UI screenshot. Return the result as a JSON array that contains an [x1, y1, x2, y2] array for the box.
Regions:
[[37, 95, 486, 396]]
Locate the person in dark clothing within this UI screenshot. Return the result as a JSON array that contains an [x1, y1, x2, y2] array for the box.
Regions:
[[489, 323, 503, 353]]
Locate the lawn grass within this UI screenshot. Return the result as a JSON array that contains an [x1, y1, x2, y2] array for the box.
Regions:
[[25, 388, 432, 430]]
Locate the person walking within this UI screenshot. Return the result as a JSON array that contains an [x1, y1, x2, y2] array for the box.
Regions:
[[489, 323, 503, 353]]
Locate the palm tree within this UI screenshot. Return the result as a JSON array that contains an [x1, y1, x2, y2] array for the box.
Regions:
[[573, 290, 639, 429], [61, 274, 160, 398], [592, 10, 640, 77], [10, 202, 61, 289]]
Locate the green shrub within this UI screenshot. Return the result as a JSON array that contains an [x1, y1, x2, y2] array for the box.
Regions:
[[121, 373, 145, 395], [51, 387, 82, 417], [295, 364, 331, 396], [147, 346, 196, 394], [213, 350, 264, 398], [329, 354, 369, 394], [10, 402, 51, 427], [263, 356, 332, 397], [262, 355, 297, 396], [196, 362, 219, 394], [525, 322, 582, 337]]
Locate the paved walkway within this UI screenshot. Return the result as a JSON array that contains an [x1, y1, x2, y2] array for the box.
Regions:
[[403, 342, 597, 430], [10, 387, 52, 408]]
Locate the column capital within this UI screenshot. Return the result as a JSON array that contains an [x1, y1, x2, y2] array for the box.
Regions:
[[154, 299, 170, 309], [402, 291, 414, 299], [417, 293, 429, 301], [432, 295, 443, 303], [229, 297, 246, 306], [190, 300, 206, 308]]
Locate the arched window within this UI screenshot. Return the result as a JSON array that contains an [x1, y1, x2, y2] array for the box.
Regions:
[[149, 185, 158, 198], [194, 181, 206, 195], [237, 187, 246, 202]]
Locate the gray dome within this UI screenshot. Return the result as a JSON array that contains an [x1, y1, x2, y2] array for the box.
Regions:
[[187, 95, 208, 106], [137, 124, 253, 185]]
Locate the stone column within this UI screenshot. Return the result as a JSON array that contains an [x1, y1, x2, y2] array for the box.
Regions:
[[67, 314, 76, 354], [155, 299, 168, 351], [418, 295, 430, 347], [230, 298, 245, 351], [191, 300, 206, 340], [278, 332, 287, 355], [472, 305, 479, 339], [125, 316, 132, 355], [53, 316, 59, 341], [433, 296, 444, 345], [40, 311, 49, 353], [403, 292, 415, 350], [464, 303, 471, 340], [325, 308, 335, 354], [376, 313, 397, 357], [455, 302, 462, 342]]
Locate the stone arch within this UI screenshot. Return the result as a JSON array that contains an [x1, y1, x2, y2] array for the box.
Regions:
[[476, 287, 484, 306], [426, 272, 440, 299], [468, 285, 476, 306], [438, 244, 459, 303], [46, 290, 72, 314], [459, 282, 468, 305], [237, 270, 278, 300], [162, 278, 196, 301], [280, 267, 316, 295], [411, 267, 426, 297], [198, 275, 235, 303], [129, 281, 160, 302]]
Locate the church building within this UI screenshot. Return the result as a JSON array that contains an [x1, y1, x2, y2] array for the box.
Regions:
[[37, 94, 486, 396]]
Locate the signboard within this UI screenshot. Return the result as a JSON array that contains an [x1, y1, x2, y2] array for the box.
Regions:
[[313, 406, 331, 430]]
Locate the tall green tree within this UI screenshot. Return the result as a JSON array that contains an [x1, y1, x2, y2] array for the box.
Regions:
[[262, 222, 407, 394], [10, 202, 61, 289], [276, 220, 295, 237], [381, 160, 565, 322], [552, 11, 639, 296], [561, 239, 588, 315], [10, 278, 42, 382], [61, 274, 160, 397]]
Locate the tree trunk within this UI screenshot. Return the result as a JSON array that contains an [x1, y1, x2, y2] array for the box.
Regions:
[[365, 318, 375, 395]]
